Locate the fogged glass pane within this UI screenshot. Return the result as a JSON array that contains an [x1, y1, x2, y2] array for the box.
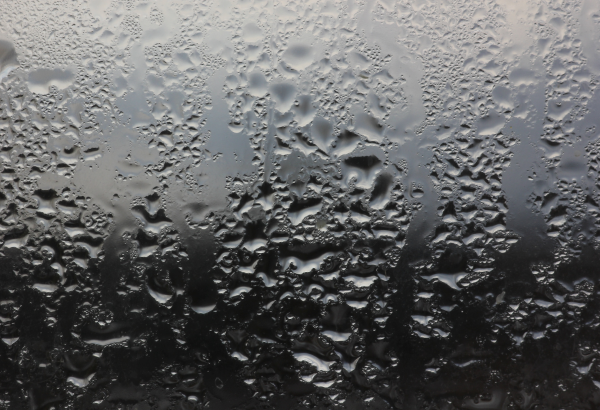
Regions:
[[1, 0, 600, 408]]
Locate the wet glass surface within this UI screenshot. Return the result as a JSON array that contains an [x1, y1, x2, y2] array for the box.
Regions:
[[1, 0, 600, 408]]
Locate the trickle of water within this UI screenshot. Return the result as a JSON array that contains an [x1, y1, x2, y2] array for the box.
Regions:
[[0, 36, 18, 81]]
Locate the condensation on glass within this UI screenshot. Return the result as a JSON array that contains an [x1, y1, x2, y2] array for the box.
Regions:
[[0, 0, 600, 408]]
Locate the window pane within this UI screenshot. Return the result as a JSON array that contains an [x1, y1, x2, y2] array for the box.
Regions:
[[1, 0, 599, 408]]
